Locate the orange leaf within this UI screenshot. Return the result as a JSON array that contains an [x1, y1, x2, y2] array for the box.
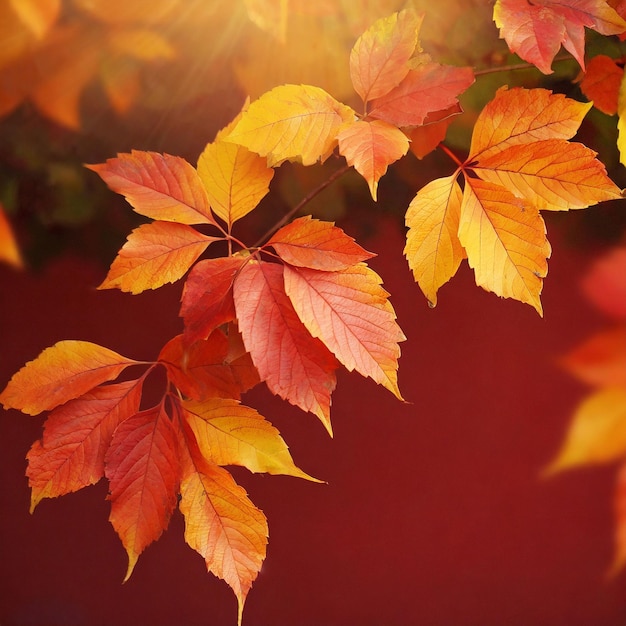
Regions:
[[368, 62, 474, 128], [267, 215, 375, 270], [282, 263, 405, 399], [469, 87, 593, 160], [579, 54, 623, 115], [9, 0, 60, 40], [458, 178, 550, 315], [494, 0, 626, 74], [180, 256, 245, 345], [197, 139, 274, 228], [406, 104, 462, 160], [27, 379, 143, 512], [233, 261, 338, 433], [473, 138, 623, 211], [561, 325, 626, 388], [159, 331, 259, 401], [86, 151, 216, 226], [0, 340, 138, 415], [178, 421, 267, 626], [105, 403, 180, 581], [99, 221, 217, 294], [183, 397, 320, 480], [337, 119, 409, 200], [0, 203, 23, 268], [225, 84, 356, 166], [404, 175, 465, 307], [545, 387, 626, 473], [349, 8, 422, 103]]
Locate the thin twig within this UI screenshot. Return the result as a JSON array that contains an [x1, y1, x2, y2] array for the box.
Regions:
[[474, 54, 574, 77], [253, 162, 351, 247]]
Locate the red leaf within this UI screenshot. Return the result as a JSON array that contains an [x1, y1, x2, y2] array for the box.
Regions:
[[105, 403, 180, 580], [99, 221, 218, 294], [27, 379, 143, 512], [86, 151, 217, 225], [267, 215, 375, 270], [368, 63, 474, 127], [406, 104, 462, 160], [233, 261, 338, 432], [178, 420, 268, 625], [282, 263, 405, 399], [579, 54, 623, 115], [180, 256, 245, 344], [159, 331, 258, 401], [0, 340, 138, 415]]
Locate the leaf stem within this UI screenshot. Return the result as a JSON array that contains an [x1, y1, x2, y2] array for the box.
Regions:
[[474, 53, 574, 77], [252, 162, 351, 247], [439, 144, 463, 168]]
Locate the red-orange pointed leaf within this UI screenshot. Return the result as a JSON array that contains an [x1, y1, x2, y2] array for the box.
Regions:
[[180, 256, 245, 344], [267, 215, 375, 271], [27, 379, 143, 512], [406, 105, 461, 160], [0, 202, 23, 268], [494, 0, 626, 74], [337, 119, 409, 200], [233, 261, 338, 432], [283, 263, 405, 399], [99, 221, 217, 294], [105, 403, 180, 581], [350, 8, 422, 103], [0, 340, 138, 415], [159, 331, 258, 401], [87, 151, 216, 225], [579, 54, 623, 115], [178, 421, 267, 625], [368, 63, 474, 128], [183, 397, 319, 480]]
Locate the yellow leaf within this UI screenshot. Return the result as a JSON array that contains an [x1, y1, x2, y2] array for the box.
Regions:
[[349, 7, 423, 103], [545, 388, 626, 474], [183, 398, 321, 481], [469, 87, 593, 161], [225, 84, 356, 166], [404, 175, 465, 307], [458, 177, 550, 315], [337, 119, 409, 200], [474, 139, 623, 211], [617, 70, 626, 167], [197, 140, 274, 227]]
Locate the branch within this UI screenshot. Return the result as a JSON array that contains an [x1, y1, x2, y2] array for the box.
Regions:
[[474, 54, 574, 77]]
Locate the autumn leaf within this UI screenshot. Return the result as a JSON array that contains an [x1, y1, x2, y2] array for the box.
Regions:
[[406, 104, 462, 160], [405, 87, 622, 312], [98, 221, 218, 294], [561, 326, 626, 388], [494, 0, 626, 74], [178, 420, 268, 626], [105, 402, 180, 581], [182, 397, 320, 480], [579, 54, 623, 115], [224, 84, 356, 166], [159, 331, 259, 401], [0, 340, 139, 415], [282, 263, 405, 399], [180, 256, 245, 345], [27, 379, 143, 512], [404, 175, 465, 307], [86, 151, 216, 226], [349, 8, 423, 103], [0, 203, 23, 268], [367, 62, 475, 128], [267, 215, 376, 270], [545, 387, 626, 473], [233, 260, 339, 433], [197, 139, 274, 228], [337, 119, 409, 200]]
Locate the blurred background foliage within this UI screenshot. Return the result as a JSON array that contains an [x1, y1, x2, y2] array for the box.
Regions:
[[0, 0, 625, 271]]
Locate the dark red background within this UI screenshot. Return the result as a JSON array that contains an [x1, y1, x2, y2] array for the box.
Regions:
[[1, 212, 625, 626]]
